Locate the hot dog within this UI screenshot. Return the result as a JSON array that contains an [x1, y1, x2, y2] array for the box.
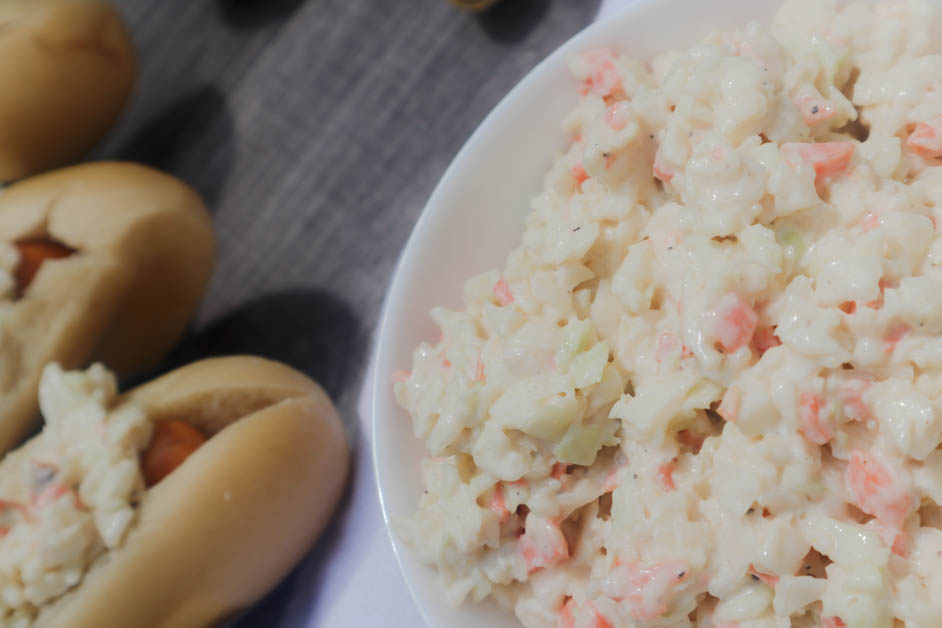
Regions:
[[0, 0, 135, 181], [0, 356, 348, 627], [0, 161, 214, 453], [140, 419, 208, 487]]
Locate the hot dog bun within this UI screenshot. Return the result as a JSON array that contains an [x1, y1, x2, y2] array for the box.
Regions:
[[0, 161, 214, 452], [35, 356, 350, 628], [0, 0, 135, 181]]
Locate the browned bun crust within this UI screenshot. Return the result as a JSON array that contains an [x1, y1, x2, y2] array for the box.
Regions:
[[0, 161, 214, 452], [0, 0, 135, 181], [35, 356, 350, 628]]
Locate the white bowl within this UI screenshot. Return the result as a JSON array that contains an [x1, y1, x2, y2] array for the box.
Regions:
[[371, 1, 787, 626]]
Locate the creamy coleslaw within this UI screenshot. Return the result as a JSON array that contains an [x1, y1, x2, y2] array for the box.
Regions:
[[395, 1, 942, 626], [0, 363, 150, 627]]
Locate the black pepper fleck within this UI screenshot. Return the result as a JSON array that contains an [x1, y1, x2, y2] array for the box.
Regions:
[[751, 574, 760, 582], [572, 227, 581, 232], [811, 105, 819, 114], [633, 473, 638, 479]]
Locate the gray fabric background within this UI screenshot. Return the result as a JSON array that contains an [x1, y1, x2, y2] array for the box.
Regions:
[[100, 0, 599, 623]]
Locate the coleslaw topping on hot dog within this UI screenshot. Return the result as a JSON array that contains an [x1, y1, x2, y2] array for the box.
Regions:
[[0, 362, 199, 626]]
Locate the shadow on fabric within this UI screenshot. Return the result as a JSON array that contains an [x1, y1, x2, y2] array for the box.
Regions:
[[144, 287, 368, 419], [117, 84, 235, 209]]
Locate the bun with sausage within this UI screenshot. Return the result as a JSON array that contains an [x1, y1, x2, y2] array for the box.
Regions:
[[0, 355, 348, 627], [0, 161, 214, 453]]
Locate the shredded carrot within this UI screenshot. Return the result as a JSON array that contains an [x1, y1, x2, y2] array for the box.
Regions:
[[474, 355, 485, 381], [559, 598, 576, 628], [570, 163, 589, 189], [733, 39, 761, 63], [579, 48, 622, 98], [783, 141, 855, 184], [714, 292, 758, 353], [519, 519, 569, 573], [559, 599, 613, 628], [861, 211, 881, 232], [747, 564, 779, 586], [798, 392, 831, 445], [30, 483, 81, 510], [907, 121, 942, 160], [871, 519, 908, 557], [884, 321, 910, 353], [846, 451, 911, 529], [657, 461, 676, 490], [494, 278, 514, 306]]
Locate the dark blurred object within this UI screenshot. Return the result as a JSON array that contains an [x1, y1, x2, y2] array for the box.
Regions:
[[476, 0, 549, 43], [451, 0, 502, 11], [216, 0, 306, 29]]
